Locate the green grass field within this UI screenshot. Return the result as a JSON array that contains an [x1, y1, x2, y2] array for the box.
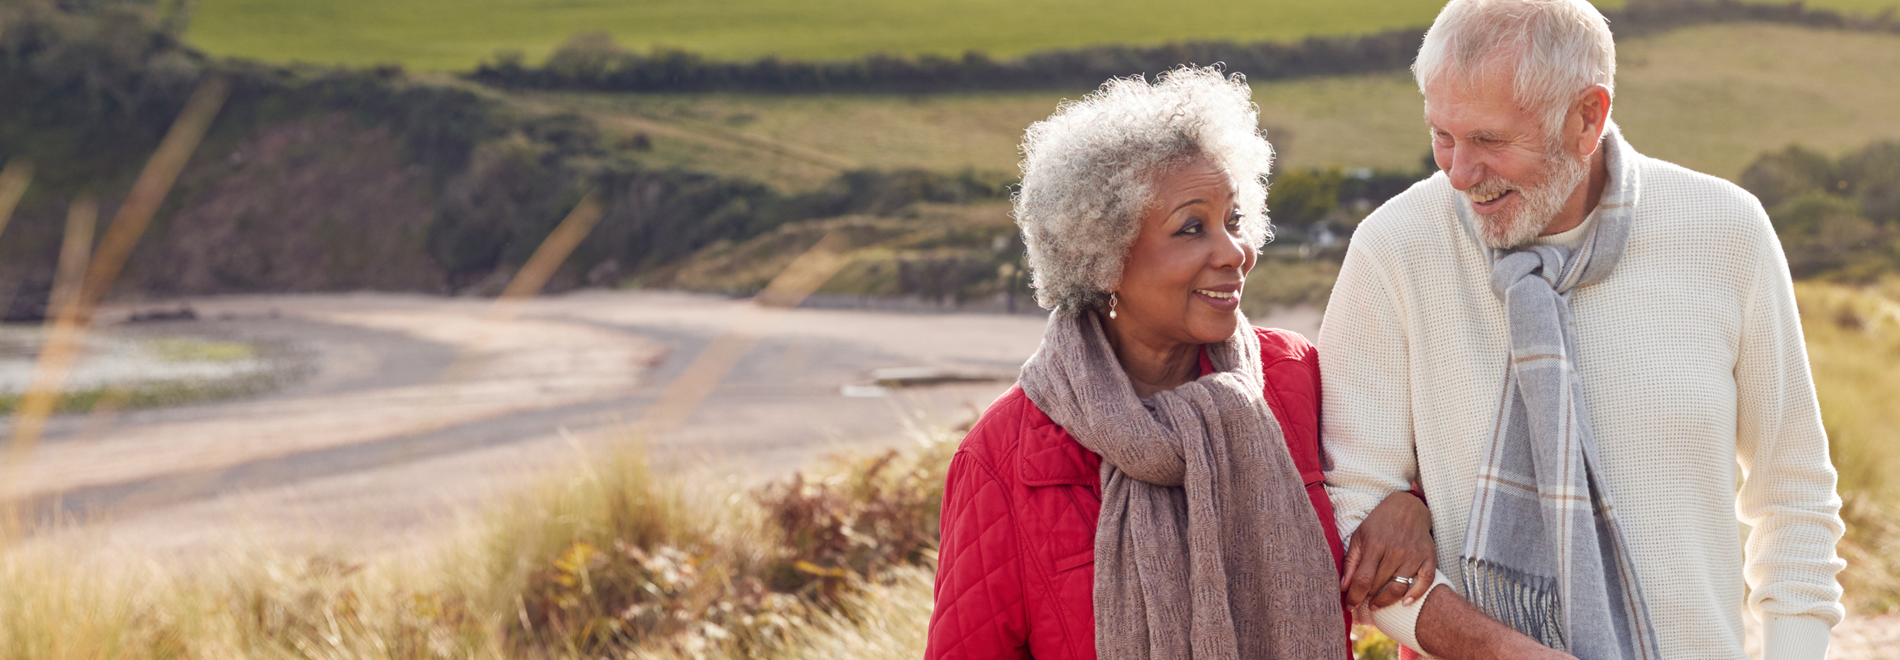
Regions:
[[531, 24, 1900, 191], [184, 0, 1900, 71], [186, 0, 1485, 70]]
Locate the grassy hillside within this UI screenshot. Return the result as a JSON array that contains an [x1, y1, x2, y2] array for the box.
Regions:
[[545, 24, 1900, 192], [184, 0, 1900, 71], [187, 0, 1540, 72]]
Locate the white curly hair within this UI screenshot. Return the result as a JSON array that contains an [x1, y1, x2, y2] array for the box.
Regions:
[[1014, 66, 1275, 314]]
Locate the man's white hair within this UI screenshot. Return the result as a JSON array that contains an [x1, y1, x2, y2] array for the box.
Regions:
[[1014, 66, 1273, 314], [1413, 0, 1616, 132]]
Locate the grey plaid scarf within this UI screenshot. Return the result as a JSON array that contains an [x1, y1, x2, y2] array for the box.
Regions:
[[1452, 125, 1662, 659], [1019, 311, 1343, 660]]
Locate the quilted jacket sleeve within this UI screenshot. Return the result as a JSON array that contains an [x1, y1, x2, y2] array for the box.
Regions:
[[925, 449, 1030, 660]]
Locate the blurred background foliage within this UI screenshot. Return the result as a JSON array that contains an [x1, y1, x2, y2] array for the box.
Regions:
[[1742, 142, 1900, 281]]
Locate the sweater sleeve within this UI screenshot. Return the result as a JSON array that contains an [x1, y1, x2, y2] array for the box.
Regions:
[[1317, 235, 1434, 648], [1318, 235, 1418, 548], [925, 450, 1031, 660], [1732, 207, 1846, 660]]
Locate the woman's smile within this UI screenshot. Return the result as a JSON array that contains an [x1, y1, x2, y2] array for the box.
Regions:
[[1192, 284, 1241, 311]]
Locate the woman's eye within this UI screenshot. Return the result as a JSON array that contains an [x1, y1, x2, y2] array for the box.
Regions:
[[1226, 213, 1243, 228], [1178, 218, 1203, 235]]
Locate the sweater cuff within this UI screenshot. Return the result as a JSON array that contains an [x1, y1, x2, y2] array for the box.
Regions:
[[1367, 572, 1454, 656], [1761, 613, 1832, 660]]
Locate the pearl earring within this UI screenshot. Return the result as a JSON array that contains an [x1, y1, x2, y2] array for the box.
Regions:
[[1108, 292, 1119, 319]]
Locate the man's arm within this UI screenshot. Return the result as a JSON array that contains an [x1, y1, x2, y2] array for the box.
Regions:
[[1317, 236, 1418, 546], [1319, 230, 1440, 648], [1319, 229, 1566, 658], [1408, 586, 1576, 660], [1733, 207, 1846, 660], [1348, 498, 1575, 660]]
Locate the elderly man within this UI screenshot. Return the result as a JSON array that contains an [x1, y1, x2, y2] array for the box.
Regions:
[[1320, 0, 1846, 658]]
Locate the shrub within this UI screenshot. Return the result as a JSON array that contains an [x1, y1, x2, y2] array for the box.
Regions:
[[496, 430, 956, 658], [1744, 141, 1900, 282], [1741, 145, 1840, 211], [1841, 141, 1900, 226], [1769, 192, 1879, 277], [1269, 168, 1344, 229]]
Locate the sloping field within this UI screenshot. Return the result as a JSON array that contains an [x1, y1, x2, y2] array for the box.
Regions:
[[188, 0, 1484, 70], [544, 24, 1900, 191], [185, 0, 1899, 71]]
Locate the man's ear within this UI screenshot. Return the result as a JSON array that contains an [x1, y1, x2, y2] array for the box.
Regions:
[[1572, 85, 1612, 156]]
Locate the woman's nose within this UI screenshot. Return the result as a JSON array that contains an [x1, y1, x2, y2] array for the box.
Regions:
[[1213, 228, 1248, 269]]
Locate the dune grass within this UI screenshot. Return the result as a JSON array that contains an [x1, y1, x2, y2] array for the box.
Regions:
[[1795, 279, 1900, 614], [0, 427, 962, 659], [542, 24, 1900, 193]]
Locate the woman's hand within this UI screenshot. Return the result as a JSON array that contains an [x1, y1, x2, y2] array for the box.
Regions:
[[1341, 490, 1436, 610]]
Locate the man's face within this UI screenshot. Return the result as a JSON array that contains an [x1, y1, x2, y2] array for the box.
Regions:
[[1424, 70, 1589, 249]]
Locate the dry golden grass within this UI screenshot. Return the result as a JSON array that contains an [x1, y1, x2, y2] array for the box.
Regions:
[[0, 427, 956, 659], [1795, 279, 1900, 614]]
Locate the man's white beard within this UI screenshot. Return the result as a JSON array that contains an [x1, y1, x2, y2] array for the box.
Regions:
[[1465, 143, 1591, 250]]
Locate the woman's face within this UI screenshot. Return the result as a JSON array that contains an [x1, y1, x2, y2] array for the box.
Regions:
[[1110, 157, 1255, 347]]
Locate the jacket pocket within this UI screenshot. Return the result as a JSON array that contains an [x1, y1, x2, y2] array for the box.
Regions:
[[1027, 484, 1098, 575], [1053, 548, 1094, 573]]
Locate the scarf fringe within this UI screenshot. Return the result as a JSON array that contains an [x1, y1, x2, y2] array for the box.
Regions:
[[1462, 557, 1566, 651]]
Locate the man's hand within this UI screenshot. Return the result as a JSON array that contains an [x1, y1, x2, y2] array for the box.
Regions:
[[1342, 490, 1436, 609]]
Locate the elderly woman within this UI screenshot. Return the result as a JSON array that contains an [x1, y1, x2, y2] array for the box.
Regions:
[[923, 68, 1435, 660]]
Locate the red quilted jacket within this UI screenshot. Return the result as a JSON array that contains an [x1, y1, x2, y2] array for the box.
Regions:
[[924, 327, 1349, 659]]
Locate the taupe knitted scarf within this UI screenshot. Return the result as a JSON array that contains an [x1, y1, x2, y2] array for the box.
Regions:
[[1019, 311, 1343, 660]]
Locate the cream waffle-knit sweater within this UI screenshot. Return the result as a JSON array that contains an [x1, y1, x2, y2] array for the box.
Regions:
[[1318, 138, 1845, 659]]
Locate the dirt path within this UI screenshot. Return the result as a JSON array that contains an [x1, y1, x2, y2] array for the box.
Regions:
[[1828, 612, 1900, 659]]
